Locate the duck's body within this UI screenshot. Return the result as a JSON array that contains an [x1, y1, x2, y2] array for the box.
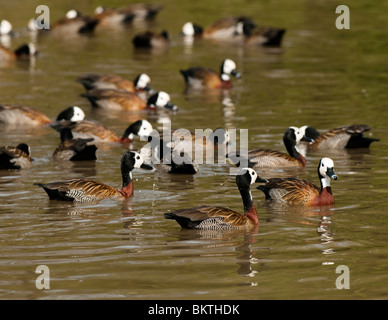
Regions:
[[257, 158, 338, 206], [244, 26, 286, 47], [93, 3, 162, 26], [0, 43, 37, 62], [202, 16, 256, 40], [49, 10, 99, 36], [82, 90, 177, 111], [132, 30, 169, 49], [180, 59, 241, 89], [121, 3, 163, 22], [52, 119, 153, 144], [299, 125, 380, 150], [35, 151, 154, 202], [165, 168, 266, 229], [53, 128, 97, 161], [227, 127, 313, 169], [0, 143, 33, 170], [77, 73, 152, 93], [0, 105, 85, 126]]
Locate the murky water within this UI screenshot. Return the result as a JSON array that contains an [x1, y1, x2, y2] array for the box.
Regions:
[[1, 0, 388, 300]]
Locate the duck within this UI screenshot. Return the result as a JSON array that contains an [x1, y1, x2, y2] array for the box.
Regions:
[[0, 43, 37, 62], [121, 3, 163, 22], [52, 119, 153, 144], [180, 59, 241, 89], [53, 128, 97, 161], [164, 167, 267, 229], [34, 9, 99, 36], [77, 73, 153, 93], [158, 150, 199, 175], [34, 151, 154, 202], [197, 16, 257, 40], [243, 25, 286, 47], [94, 3, 163, 25], [257, 157, 338, 206], [0, 143, 33, 170], [92, 6, 135, 27], [143, 127, 229, 167], [132, 30, 169, 49], [0, 105, 85, 126], [227, 127, 313, 169], [81, 90, 177, 111], [298, 124, 380, 150]]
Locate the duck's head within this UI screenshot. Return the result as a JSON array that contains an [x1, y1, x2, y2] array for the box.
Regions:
[[220, 59, 241, 81], [146, 91, 178, 111]]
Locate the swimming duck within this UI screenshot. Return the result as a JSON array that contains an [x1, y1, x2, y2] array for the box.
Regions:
[[34, 151, 154, 202], [121, 3, 163, 22], [0, 143, 33, 170], [34, 9, 99, 36], [53, 128, 97, 161], [243, 26, 286, 47], [52, 119, 153, 144], [93, 3, 163, 26], [92, 6, 135, 27], [0, 43, 37, 62], [198, 16, 256, 40], [180, 59, 241, 89], [298, 124, 380, 149], [0, 105, 84, 126], [81, 90, 177, 111], [164, 167, 267, 229], [227, 127, 313, 169], [257, 157, 338, 206], [132, 30, 169, 49], [77, 73, 153, 93]]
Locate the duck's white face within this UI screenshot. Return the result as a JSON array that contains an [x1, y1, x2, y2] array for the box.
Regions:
[[132, 151, 145, 169], [0, 20, 12, 35], [136, 74, 151, 89], [299, 125, 308, 136], [319, 157, 335, 177], [27, 18, 38, 32], [138, 120, 153, 137], [289, 126, 305, 142], [222, 59, 237, 75], [182, 22, 195, 36], [66, 10, 78, 19], [94, 6, 104, 14], [155, 91, 171, 107], [239, 167, 258, 185], [70, 106, 85, 122]]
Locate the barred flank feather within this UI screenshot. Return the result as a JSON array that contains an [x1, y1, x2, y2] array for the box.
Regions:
[[34, 178, 122, 202]]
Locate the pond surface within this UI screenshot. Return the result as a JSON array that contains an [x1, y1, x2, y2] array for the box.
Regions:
[[1, 0, 388, 300]]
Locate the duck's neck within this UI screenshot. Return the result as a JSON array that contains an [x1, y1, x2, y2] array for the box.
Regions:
[[119, 169, 134, 197], [314, 177, 334, 205], [285, 140, 306, 166], [239, 187, 258, 225], [320, 177, 332, 192]]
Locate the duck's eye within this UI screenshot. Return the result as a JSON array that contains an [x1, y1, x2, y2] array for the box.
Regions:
[[136, 156, 140, 160]]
